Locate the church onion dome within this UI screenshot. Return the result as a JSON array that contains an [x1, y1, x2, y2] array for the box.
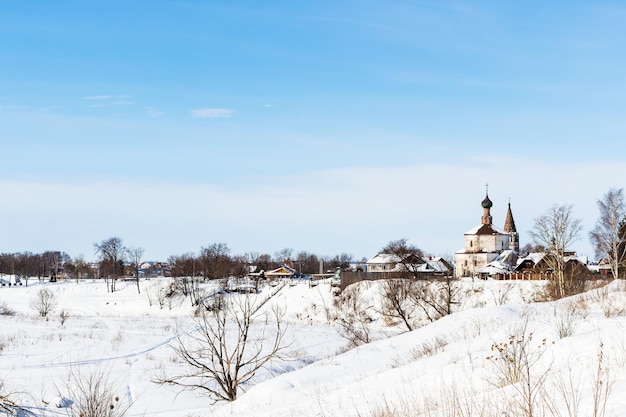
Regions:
[[481, 195, 493, 208]]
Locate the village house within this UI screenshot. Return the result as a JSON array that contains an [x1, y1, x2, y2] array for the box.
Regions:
[[509, 251, 591, 280], [365, 253, 452, 276]]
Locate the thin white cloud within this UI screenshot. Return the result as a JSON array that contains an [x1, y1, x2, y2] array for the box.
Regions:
[[82, 95, 133, 107], [83, 95, 130, 100], [190, 108, 235, 119], [146, 107, 166, 119], [1, 157, 620, 261], [87, 102, 134, 108], [38, 106, 62, 112], [0, 104, 27, 111]]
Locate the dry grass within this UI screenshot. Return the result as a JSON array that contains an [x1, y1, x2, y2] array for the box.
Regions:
[[410, 337, 448, 361]]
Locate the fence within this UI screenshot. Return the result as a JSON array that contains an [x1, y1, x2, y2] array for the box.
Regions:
[[339, 270, 446, 290], [492, 272, 547, 281]]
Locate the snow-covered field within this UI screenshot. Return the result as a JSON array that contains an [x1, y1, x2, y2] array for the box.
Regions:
[[1, 277, 625, 416]]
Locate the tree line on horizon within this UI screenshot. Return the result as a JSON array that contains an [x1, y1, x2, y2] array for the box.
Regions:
[[2, 187, 626, 293], [0, 240, 356, 283]]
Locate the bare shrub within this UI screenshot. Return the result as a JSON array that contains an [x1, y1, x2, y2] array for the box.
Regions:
[[337, 312, 372, 348], [155, 286, 167, 309], [410, 337, 448, 360], [486, 318, 552, 417], [30, 288, 57, 319], [591, 285, 626, 317], [531, 283, 554, 303], [336, 284, 373, 348], [543, 362, 584, 417], [602, 303, 625, 318], [59, 309, 70, 326], [491, 282, 514, 305], [364, 382, 493, 417], [612, 326, 626, 367], [553, 302, 582, 339], [56, 365, 131, 417], [361, 392, 421, 417], [195, 292, 224, 315], [0, 302, 15, 316], [0, 378, 25, 415], [591, 342, 613, 417], [150, 284, 177, 311], [145, 288, 154, 306], [112, 331, 123, 344], [437, 382, 494, 417]]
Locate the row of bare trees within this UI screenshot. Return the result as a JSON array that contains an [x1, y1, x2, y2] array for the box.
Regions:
[[0, 250, 70, 283], [168, 246, 354, 279], [93, 236, 145, 293], [525, 188, 626, 298]]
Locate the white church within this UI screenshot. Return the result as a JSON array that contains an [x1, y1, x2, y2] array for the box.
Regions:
[[455, 189, 519, 278]]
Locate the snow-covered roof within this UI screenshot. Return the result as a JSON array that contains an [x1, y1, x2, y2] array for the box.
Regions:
[[423, 257, 451, 273], [366, 253, 401, 264], [565, 254, 588, 265], [265, 265, 296, 276], [516, 252, 546, 266], [0, 274, 21, 285], [465, 224, 506, 235], [477, 260, 512, 275], [516, 252, 588, 268], [496, 249, 518, 265]]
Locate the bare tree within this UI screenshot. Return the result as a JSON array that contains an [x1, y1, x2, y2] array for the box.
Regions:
[[590, 188, 626, 280], [247, 252, 274, 273], [294, 251, 320, 275], [327, 253, 353, 271], [335, 284, 373, 347], [126, 246, 144, 294], [40, 250, 63, 281], [73, 255, 92, 282], [169, 253, 197, 280], [156, 295, 288, 403], [529, 204, 583, 299], [411, 278, 463, 323], [381, 239, 425, 280], [378, 279, 417, 331], [94, 237, 126, 292], [274, 248, 294, 265], [169, 253, 204, 306], [199, 243, 232, 281], [230, 254, 250, 278], [30, 288, 56, 319], [16, 251, 39, 286]]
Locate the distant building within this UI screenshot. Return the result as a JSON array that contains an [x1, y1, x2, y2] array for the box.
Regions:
[[365, 253, 452, 276], [455, 188, 519, 278]]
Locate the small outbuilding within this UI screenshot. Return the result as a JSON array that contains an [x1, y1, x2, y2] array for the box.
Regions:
[[0, 274, 22, 286]]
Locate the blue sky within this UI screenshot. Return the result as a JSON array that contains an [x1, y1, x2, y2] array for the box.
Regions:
[[2, 1, 626, 262]]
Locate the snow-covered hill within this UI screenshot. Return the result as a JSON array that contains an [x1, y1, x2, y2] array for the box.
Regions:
[[1, 277, 625, 416]]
